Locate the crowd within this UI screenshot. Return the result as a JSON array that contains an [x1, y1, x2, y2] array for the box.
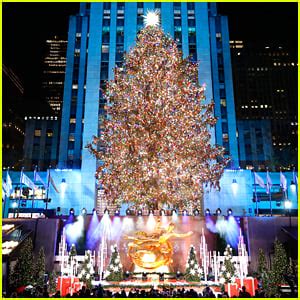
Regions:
[[8, 285, 277, 298]]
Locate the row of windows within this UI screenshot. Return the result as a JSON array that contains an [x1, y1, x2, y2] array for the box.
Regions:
[[34, 129, 54, 137]]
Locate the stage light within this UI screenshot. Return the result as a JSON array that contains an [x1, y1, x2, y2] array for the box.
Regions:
[[149, 209, 154, 215], [138, 210, 142, 216], [182, 209, 188, 216], [114, 209, 120, 216], [172, 209, 177, 215], [176, 271, 181, 279], [205, 208, 210, 216], [216, 208, 222, 216], [104, 208, 109, 215], [12, 202, 18, 208], [227, 208, 233, 216], [92, 208, 97, 214], [194, 209, 200, 216], [81, 208, 87, 215], [160, 209, 165, 216], [290, 181, 296, 193], [126, 209, 130, 215], [69, 208, 75, 215]]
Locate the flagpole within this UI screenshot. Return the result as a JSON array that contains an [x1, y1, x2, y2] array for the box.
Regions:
[[18, 167, 24, 218], [253, 171, 259, 216], [32, 165, 37, 219], [293, 167, 298, 199], [267, 168, 272, 216], [3, 168, 9, 218], [46, 166, 51, 212]]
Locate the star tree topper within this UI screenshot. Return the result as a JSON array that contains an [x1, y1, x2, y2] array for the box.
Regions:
[[143, 10, 160, 27]]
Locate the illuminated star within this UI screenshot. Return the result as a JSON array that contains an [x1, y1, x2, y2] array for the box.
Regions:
[[143, 10, 160, 27]]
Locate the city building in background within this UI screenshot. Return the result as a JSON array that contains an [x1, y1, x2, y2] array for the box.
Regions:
[[237, 120, 273, 170], [23, 116, 60, 171], [58, 2, 239, 211], [231, 41, 297, 169], [42, 36, 67, 115], [2, 64, 25, 169]]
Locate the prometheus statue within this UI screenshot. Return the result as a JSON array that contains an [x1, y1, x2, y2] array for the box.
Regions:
[[125, 221, 193, 269]]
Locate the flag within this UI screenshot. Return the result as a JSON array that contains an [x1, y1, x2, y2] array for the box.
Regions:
[[2, 181, 7, 200], [20, 171, 37, 190], [266, 171, 273, 194], [34, 168, 47, 189], [6, 171, 13, 197], [280, 171, 287, 191], [293, 169, 298, 185], [254, 172, 265, 188], [47, 170, 60, 193]]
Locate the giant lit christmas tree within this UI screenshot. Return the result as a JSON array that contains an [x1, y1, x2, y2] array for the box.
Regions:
[[88, 12, 229, 209]]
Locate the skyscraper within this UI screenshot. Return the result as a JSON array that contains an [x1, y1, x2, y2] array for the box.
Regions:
[[58, 2, 239, 211], [42, 36, 67, 115], [231, 41, 297, 169]]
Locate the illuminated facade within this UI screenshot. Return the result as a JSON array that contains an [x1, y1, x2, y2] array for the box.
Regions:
[[58, 2, 239, 211], [231, 41, 297, 169], [42, 36, 67, 114]]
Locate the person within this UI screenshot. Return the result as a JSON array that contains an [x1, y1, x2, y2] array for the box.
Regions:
[[239, 286, 251, 298]]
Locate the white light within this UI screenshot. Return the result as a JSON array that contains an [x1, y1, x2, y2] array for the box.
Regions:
[[143, 10, 160, 27], [12, 202, 18, 208], [284, 200, 292, 209]]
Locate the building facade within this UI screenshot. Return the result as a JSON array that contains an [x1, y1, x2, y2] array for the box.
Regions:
[[58, 2, 239, 211], [231, 41, 297, 169], [42, 36, 68, 115], [237, 120, 274, 170], [23, 116, 60, 171]]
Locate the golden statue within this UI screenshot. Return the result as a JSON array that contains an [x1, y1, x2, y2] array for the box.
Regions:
[[125, 220, 193, 269]]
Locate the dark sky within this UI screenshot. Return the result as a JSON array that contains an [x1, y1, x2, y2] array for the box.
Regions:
[[3, 2, 297, 113]]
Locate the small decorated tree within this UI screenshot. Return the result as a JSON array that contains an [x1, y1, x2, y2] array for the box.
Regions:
[[266, 239, 288, 297], [104, 245, 124, 281], [78, 250, 94, 288], [68, 244, 77, 276], [219, 245, 236, 285], [257, 248, 269, 292], [185, 245, 203, 281], [9, 238, 34, 289], [34, 247, 46, 286]]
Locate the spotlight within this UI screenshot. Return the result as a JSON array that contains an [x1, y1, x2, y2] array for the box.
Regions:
[[227, 208, 233, 216], [114, 209, 120, 216], [126, 209, 130, 215], [69, 208, 75, 215], [149, 209, 154, 215], [160, 209, 165, 216], [182, 209, 188, 216], [104, 208, 109, 215], [138, 210, 142, 216], [205, 208, 210, 216], [92, 208, 97, 214], [12, 201, 18, 208], [172, 209, 177, 215], [284, 200, 292, 209], [194, 209, 200, 216], [176, 271, 181, 279], [216, 208, 222, 216], [81, 208, 87, 215]]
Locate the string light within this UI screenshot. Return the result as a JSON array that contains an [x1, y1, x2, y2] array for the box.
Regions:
[[87, 24, 228, 208]]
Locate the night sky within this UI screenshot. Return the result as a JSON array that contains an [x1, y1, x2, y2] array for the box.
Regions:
[[3, 2, 297, 114]]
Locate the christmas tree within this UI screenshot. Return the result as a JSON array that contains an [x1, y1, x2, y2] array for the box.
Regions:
[[266, 239, 288, 297], [257, 248, 269, 292], [219, 245, 236, 285], [185, 245, 203, 281], [104, 245, 124, 281], [87, 11, 229, 209], [9, 238, 34, 288], [78, 250, 94, 289], [34, 247, 46, 287]]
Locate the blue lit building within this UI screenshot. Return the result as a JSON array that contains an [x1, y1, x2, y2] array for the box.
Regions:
[[58, 2, 239, 212]]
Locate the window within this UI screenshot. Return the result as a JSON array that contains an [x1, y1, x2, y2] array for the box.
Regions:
[[46, 129, 53, 137], [34, 129, 41, 137]]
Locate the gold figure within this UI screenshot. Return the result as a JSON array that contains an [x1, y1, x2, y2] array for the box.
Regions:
[[125, 220, 193, 269]]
